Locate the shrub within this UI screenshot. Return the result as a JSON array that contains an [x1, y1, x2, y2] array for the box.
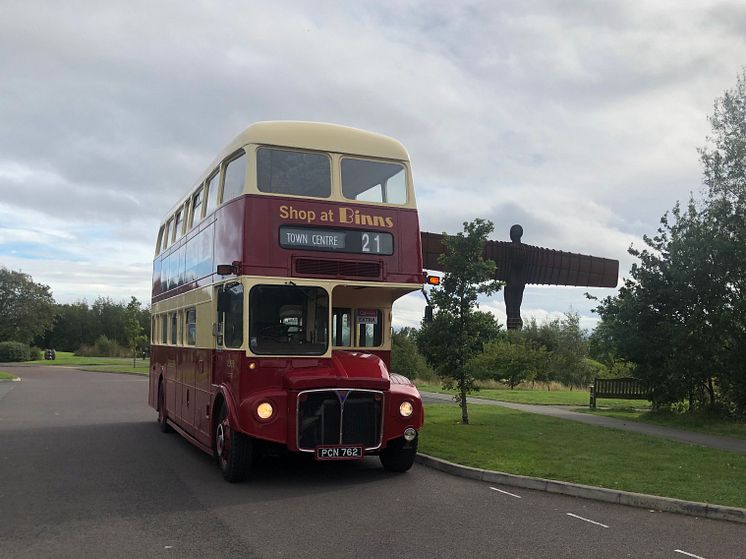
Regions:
[[29, 346, 42, 360], [0, 341, 31, 362], [75, 335, 129, 357]]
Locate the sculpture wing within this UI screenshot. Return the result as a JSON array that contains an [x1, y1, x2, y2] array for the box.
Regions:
[[421, 232, 619, 288]]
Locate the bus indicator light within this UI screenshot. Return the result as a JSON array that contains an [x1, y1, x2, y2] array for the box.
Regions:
[[426, 275, 440, 286]]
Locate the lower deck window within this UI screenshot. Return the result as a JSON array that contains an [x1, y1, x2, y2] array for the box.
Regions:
[[357, 309, 383, 347], [250, 285, 328, 355]]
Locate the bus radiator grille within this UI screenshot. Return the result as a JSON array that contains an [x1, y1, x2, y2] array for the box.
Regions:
[[297, 390, 383, 450]]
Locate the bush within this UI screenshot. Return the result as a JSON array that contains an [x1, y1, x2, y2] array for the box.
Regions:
[[0, 341, 31, 362], [29, 346, 42, 360], [75, 335, 129, 357]]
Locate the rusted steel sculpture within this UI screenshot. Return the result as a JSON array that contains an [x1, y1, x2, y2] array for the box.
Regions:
[[421, 225, 619, 329]]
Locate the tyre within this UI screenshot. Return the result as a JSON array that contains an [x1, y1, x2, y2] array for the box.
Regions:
[[157, 382, 173, 433], [215, 402, 253, 483], [380, 435, 418, 472]]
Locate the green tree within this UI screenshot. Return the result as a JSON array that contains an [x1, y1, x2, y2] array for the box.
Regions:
[[468, 333, 546, 389], [124, 297, 145, 367], [391, 327, 435, 381], [697, 68, 746, 412], [417, 219, 500, 424], [0, 268, 57, 344]]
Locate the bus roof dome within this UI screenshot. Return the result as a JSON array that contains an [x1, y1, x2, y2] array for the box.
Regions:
[[229, 121, 410, 161]]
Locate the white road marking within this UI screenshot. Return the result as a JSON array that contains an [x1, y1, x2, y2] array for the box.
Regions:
[[490, 486, 522, 499], [674, 550, 706, 559], [565, 512, 609, 528]]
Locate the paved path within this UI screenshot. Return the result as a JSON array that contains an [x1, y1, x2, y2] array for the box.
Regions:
[[422, 391, 746, 454], [1, 366, 744, 558]]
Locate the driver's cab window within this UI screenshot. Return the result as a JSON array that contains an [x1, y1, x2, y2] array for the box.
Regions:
[[217, 282, 244, 348]]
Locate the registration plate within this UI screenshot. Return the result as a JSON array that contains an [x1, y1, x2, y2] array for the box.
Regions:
[[315, 446, 364, 461]]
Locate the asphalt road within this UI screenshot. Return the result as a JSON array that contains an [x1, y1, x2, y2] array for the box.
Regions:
[[1, 367, 744, 559]]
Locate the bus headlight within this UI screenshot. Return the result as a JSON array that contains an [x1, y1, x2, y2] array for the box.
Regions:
[[256, 402, 274, 420], [399, 401, 414, 417]]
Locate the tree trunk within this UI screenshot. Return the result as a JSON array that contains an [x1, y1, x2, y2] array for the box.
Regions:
[[706, 377, 716, 408], [459, 380, 469, 425]]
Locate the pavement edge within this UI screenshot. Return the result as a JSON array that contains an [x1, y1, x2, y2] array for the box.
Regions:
[[415, 453, 746, 525]]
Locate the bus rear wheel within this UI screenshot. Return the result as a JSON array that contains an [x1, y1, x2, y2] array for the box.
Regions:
[[215, 402, 253, 483], [380, 435, 417, 472], [157, 382, 173, 433]]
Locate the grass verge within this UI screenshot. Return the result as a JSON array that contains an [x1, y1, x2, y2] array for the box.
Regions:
[[419, 403, 746, 508], [416, 381, 651, 409], [0, 371, 18, 381], [24, 351, 148, 375], [578, 407, 746, 441]]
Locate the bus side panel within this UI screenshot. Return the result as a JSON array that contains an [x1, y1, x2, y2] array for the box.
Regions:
[[165, 349, 178, 423], [193, 347, 213, 448], [179, 347, 196, 434]]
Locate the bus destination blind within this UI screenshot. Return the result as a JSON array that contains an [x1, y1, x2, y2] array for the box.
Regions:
[[280, 226, 393, 255]]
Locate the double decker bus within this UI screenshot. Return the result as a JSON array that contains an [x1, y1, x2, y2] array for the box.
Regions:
[[149, 121, 425, 481]]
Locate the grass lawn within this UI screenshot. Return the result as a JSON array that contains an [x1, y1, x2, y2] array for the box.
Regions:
[[578, 407, 746, 441], [416, 381, 651, 409], [419, 403, 746, 508], [0, 371, 17, 380], [24, 351, 149, 375]]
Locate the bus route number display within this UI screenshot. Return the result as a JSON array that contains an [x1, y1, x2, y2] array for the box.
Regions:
[[279, 226, 394, 255]]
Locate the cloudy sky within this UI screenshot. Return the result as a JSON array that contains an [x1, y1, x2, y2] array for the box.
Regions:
[[1, 0, 744, 330]]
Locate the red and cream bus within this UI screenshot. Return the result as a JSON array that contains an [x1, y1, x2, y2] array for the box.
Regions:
[[148, 121, 425, 482]]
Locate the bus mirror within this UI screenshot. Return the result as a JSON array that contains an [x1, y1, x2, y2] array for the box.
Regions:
[[217, 264, 235, 276], [217, 290, 231, 314], [424, 305, 433, 323]]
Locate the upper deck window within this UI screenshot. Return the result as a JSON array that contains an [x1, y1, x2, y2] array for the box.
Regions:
[[156, 225, 165, 255], [205, 170, 220, 216], [257, 148, 331, 198], [173, 207, 184, 240], [222, 151, 247, 203], [163, 219, 173, 250], [341, 158, 407, 204], [191, 187, 203, 227]]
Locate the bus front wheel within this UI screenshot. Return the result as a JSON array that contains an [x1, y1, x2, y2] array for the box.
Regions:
[[215, 402, 253, 482], [380, 436, 417, 472]]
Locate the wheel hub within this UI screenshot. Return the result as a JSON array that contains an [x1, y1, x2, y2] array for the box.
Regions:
[[216, 423, 225, 456]]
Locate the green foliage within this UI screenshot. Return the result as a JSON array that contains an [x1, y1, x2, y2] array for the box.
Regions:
[[417, 219, 501, 424], [40, 296, 151, 353], [390, 327, 435, 381], [518, 313, 593, 387], [467, 334, 546, 388], [29, 346, 41, 361], [75, 335, 129, 358], [0, 268, 57, 344], [124, 297, 146, 367], [594, 69, 746, 415], [0, 341, 31, 362]]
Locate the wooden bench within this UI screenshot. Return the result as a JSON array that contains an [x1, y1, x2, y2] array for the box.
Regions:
[[589, 377, 648, 409]]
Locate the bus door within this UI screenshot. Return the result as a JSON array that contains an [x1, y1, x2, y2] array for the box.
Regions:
[[178, 309, 196, 435], [214, 282, 245, 395]]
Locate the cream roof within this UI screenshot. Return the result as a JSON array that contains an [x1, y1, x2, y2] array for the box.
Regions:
[[226, 121, 410, 160]]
